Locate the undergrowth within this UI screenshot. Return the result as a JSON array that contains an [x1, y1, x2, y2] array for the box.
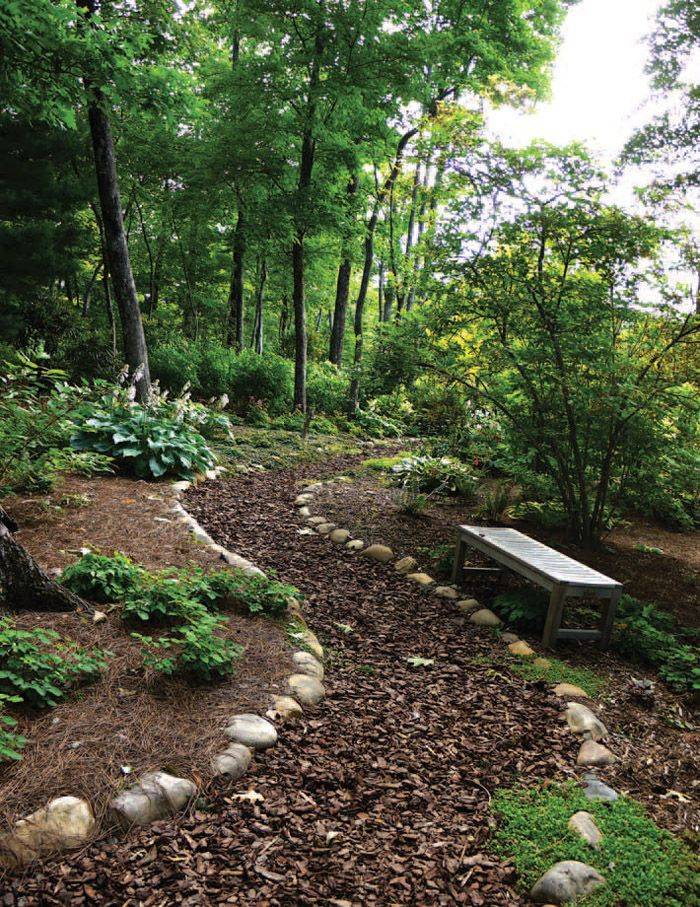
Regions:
[[492, 783, 699, 907], [508, 655, 604, 697]]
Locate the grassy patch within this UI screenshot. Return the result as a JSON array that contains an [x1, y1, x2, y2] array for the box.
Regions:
[[361, 452, 412, 471], [508, 655, 604, 697], [492, 784, 699, 907]]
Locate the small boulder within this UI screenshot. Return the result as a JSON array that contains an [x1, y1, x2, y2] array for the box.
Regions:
[[500, 631, 519, 643], [307, 516, 327, 526], [92, 610, 107, 624], [567, 811, 602, 849], [363, 544, 394, 563], [225, 714, 278, 750], [297, 506, 311, 519], [553, 683, 589, 699], [434, 586, 459, 600], [457, 598, 480, 614], [530, 861, 604, 904], [346, 539, 364, 551], [299, 627, 324, 661], [295, 494, 314, 506], [293, 650, 324, 679], [211, 743, 253, 779], [577, 740, 616, 767], [469, 609, 502, 628], [288, 673, 325, 706], [330, 529, 351, 545], [565, 703, 608, 741], [508, 640, 535, 657], [394, 556, 418, 574], [316, 522, 336, 535], [110, 772, 196, 828], [0, 796, 95, 867], [302, 483, 323, 493], [267, 695, 303, 723], [406, 572, 435, 587], [582, 773, 618, 803]]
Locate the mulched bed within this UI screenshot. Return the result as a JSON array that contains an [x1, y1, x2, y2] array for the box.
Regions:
[[4, 460, 696, 904], [0, 475, 293, 836]]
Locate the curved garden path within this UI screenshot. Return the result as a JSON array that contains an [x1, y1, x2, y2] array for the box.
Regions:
[[4, 462, 603, 904]]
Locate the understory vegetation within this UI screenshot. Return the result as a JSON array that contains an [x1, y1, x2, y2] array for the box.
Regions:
[[492, 784, 699, 906]]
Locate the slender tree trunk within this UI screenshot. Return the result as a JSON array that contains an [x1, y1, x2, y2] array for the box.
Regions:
[[252, 257, 266, 354], [329, 173, 358, 366], [84, 79, 151, 400], [377, 260, 385, 322], [292, 236, 308, 411], [227, 200, 245, 350], [383, 280, 395, 323]]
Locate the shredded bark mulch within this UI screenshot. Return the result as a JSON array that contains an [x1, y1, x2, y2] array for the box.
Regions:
[[4, 461, 695, 904]]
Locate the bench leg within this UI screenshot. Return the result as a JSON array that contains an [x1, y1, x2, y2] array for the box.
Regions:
[[542, 584, 567, 649], [451, 537, 467, 585], [598, 588, 621, 649]]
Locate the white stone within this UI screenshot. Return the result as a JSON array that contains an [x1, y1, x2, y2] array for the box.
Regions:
[[362, 544, 394, 563], [110, 772, 196, 828], [316, 522, 336, 535], [457, 598, 480, 613], [302, 483, 323, 493], [577, 740, 616, 767], [530, 860, 605, 904], [469, 608, 502, 628], [211, 743, 253, 779], [346, 539, 364, 551], [293, 650, 324, 679], [394, 556, 418, 574], [92, 610, 107, 624], [565, 703, 608, 741], [434, 585, 459, 600], [288, 673, 326, 706], [567, 811, 602, 849], [406, 572, 435, 587], [0, 796, 95, 867], [297, 506, 311, 519], [267, 695, 303, 723], [298, 627, 324, 661], [224, 714, 278, 750], [307, 516, 327, 526], [171, 481, 191, 493], [330, 529, 351, 544], [582, 773, 618, 803]]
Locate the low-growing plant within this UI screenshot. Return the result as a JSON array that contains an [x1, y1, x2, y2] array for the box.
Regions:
[[509, 499, 568, 529], [476, 480, 514, 521], [492, 783, 698, 906], [508, 654, 604, 697], [61, 551, 146, 603], [121, 575, 201, 624], [390, 455, 477, 497], [0, 693, 26, 763], [361, 452, 413, 472], [203, 570, 298, 618], [493, 588, 549, 633], [0, 618, 108, 709], [353, 408, 404, 439], [134, 612, 242, 681]]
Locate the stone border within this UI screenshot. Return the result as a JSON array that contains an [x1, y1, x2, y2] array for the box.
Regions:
[[0, 470, 327, 870], [293, 477, 621, 904]]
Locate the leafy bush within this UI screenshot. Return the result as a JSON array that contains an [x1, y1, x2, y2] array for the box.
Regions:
[[61, 551, 146, 603], [0, 693, 26, 763], [390, 455, 478, 496], [476, 480, 514, 520], [493, 783, 698, 907], [509, 499, 568, 529], [493, 588, 549, 633], [307, 362, 347, 415], [147, 341, 199, 395], [195, 344, 237, 398], [353, 408, 404, 439], [228, 350, 293, 415], [121, 575, 199, 624], [70, 387, 220, 479], [0, 618, 107, 709], [203, 570, 297, 618], [134, 612, 242, 681]]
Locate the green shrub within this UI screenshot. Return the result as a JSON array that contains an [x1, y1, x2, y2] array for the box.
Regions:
[[121, 575, 200, 624], [195, 344, 236, 398], [0, 693, 26, 763], [353, 408, 404, 439], [0, 618, 107, 709], [193, 569, 298, 618], [228, 350, 293, 415], [493, 588, 549, 633], [390, 455, 478, 496], [476, 480, 514, 520], [510, 499, 568, 529], [134, 612, 242, 680], [70, 388, 219, 479], [307, 362, 347, 414], [148, 341, 199, 395], [492, 783, 699, 906], [61, 551, 146, 603]]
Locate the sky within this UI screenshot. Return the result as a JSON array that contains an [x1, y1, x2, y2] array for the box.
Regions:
[[488, 0, 664, 169]]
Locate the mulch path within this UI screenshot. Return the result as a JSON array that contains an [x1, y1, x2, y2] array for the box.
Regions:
[[4, 461, 696, 904]]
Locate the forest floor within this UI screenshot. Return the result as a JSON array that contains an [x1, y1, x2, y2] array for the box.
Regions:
[[1, 429, 697, 904]]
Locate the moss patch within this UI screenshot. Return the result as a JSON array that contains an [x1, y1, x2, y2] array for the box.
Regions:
[[492, 784, 699, 907], [361, 452, 412, 472], [508, 655, 604, 697]]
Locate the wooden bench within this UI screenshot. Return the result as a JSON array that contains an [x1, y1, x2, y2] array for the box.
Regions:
[[452, 525, 623, 649]]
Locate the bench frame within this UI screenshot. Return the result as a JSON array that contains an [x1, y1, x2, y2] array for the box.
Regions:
[[452, 526, 622, 649]]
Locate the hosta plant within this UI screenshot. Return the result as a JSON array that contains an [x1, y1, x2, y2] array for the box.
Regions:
[[390, 455, 478, 497]]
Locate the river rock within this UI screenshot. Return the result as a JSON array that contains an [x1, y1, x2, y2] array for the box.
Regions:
[[211, 743, 253, 779], [434, 585, 459, 599], [500, 631, 519, 643], [0, 796, 95, 867], [110, 772, 196, 828], [225, 714, 278, 750], [293, 650, 324, 679], [288, 673, 326, 706], [302, 483, 323, 493], [297, 506, 311, 519], [299, 627, 324, 661], [307, 516, 327, 526], [582, 772, 618, 803], [508, 640, 535, 657], [267, 695, 303, 723], [363, 544, 394, 563], [577, 740, 616, 767], [530, 861, 604, 904], [330, 529, 351, 544], [554, 683, 589, 698], [346, 539, 364, 551], [567, 811, 602, 848], [565, 703, 608, 741], [295, 494, 314, 506], [316, 522, 336, 535], [469, 608, 502, 628], [406, 572, 435, 587], [394, 556, 418, 574]]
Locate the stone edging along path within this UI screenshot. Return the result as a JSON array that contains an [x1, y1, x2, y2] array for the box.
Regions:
[[0, 471, 327, 872], [295, 476, 622, 906]]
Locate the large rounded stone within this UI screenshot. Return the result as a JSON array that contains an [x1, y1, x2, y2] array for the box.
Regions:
[[110, 772, 196, 828], [500, 631, 519, 643], [316, 522, 336, 535], [0, 796, 95, 867], [225, 714, 278, 750], [330, 528, 351, 544], [362, 544, 394, 563], [582, 772, 618, 803], [406, 572, 435, 587], [457, 598, 481, 614], [293, 650, 324, 679], [394, 556, 418, 574], [530, 860, 605, 904], [567, 811, 602, 849], [297, 506, 311, 519], [211, 743, 253, 779], [295, 494, 314, 506], [288, 673, 325, 706], [299, 627, 324, 661], [508, 640, 535, 657], [302, 483, 323, 493], [307, 516, 327, 526], [577, 740, 616, 767], [346, 539, 365, 551], [434, 585, 459, 600], [267, 695, 303, 723], [469, 608, 502, 628], [554, 682, 589, 699], [565, 703, 608, 741]]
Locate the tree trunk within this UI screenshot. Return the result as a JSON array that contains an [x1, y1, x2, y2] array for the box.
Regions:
[[227, 201, 245, 350], [377, 260, 385, 322], [252, 257, 266, 354], [292, 236, 308, 412], [329, 173, 358, 366], [0, 508, 86, 613], [85, 83, 151, 401]]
